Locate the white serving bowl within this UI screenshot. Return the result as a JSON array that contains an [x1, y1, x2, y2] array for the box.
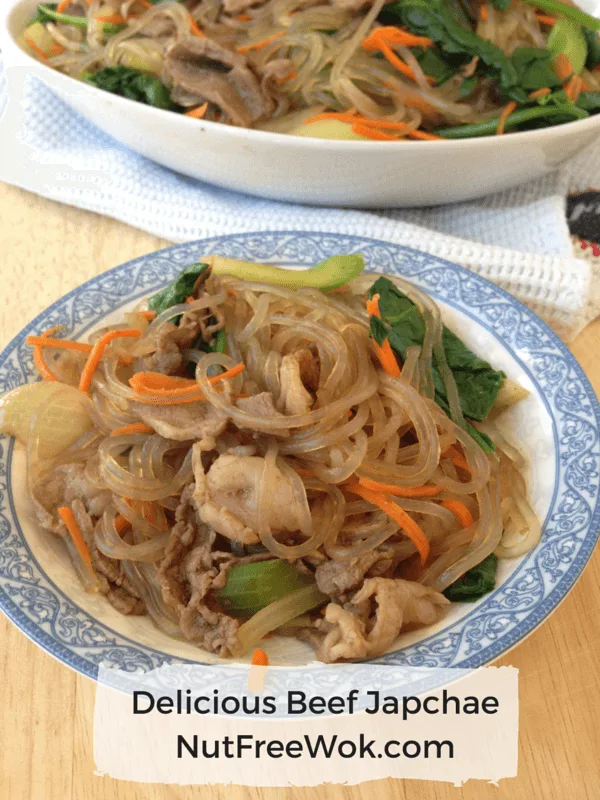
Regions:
[[3, 0, 600, 207]]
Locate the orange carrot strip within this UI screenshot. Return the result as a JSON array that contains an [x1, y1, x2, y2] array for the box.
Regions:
[[96, 14, 125, 23], [480, 4, 488, 21], [366, 294, 401, 378], [536, 14, 557, 25], [496, 100, 518, 135], [110, 423, 155, 437], [346, 483, 430, 564], [189, 16, 206, 37], [129, 363, 246, 404], [380, 41, 423, 83], [251, 648, 269, 666], [352, 122, 398, 141], [237, 31, 285, 53], [49, 43, 66, 56], [293, 467, 317, 477], [26, 335, 93, 353], [58, 506, 93, 570], [57, 0, 71, 12], [276, 69, 297, 84], [31, 325, 65, 382], [441, 499, 474, 529], [130, 372, 199, 394], [185, 102, 208, 119], [236, 13, 251, 21], [25, 38, 48, 60], [442, 445, 471, 474], [79, 329, 141, 393], [358, 478, 443, 497], [529, 87, 551, 99], [564, 74, 582, 102], [138, 310, 156, 321], [362, 27, 433, 50], [406, 129, 442, 140], [554, 53, 573, 82], [114, 514, 131, 534]]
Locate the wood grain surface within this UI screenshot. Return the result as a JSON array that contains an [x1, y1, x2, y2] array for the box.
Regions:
[[0, 181, 598, 800]]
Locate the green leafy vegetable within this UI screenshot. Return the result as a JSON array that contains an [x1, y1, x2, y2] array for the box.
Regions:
[[547, 18, 588, 74], [35, 4, 87, 27], [414, 46, 466, 85], [148, 263, 210, 315], [435, 101, 588, 137], [489, 0, 511, 10], [84, 67, 175, 110], [380, 0, 529, 102], [584, 28, 600, 69], [510, 47, 563, 91], [459, 75, 478, 98], [216, 559, 314, 616], [211, 254, 365, 291], [443, 554, 498, 602], [521, 0, 600, 33], [576, 91, 600, 112], [368, 276, 505, 426]]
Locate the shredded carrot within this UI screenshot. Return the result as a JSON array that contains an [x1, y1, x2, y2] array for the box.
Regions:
[[189, 16, 206, 37], [564, 74, 582, 102], [276, 69, 297, 84], [536, 13, 557, 25], [406, 129, 442, 141], [58, 506, 93, 571], [139, 310, 156, 321], [236, 13, 251, 21], [49, 43, 66, 56], [353, 123, 398, 141], [26, 334, 93, 353], [25, 38, 48, 60], [366, 294, 401, 378], [114, 514, 131, 534], [346, 483, 430, 564], [79, 329, 141, 394], [480, 3, 488, 21], [581, 78, 592, 92], [496, 100, 518, 135], [441, 499, 474, 529], [237, 31, 285, 53], [442, 445, 471, 474], [251, 648, 269, 666], [528, 88, 551, 100], [363, 26, 433, 50], [96, 14, 125, 24], [31, 325, 64, 382], [554, 53, 573, 82], [293, 467, 317, 477], [185, 102, 208, 119], [57, 0, 71, 12], [129, 363, 246, 404], [110, 423, 155, 437], [358, 478, 443, 497]]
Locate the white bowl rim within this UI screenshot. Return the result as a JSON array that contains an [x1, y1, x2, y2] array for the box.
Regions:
[[4, 0, 600, 151]]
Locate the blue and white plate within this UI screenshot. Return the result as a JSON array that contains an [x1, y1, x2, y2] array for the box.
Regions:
[[1, 232, 599, 678]]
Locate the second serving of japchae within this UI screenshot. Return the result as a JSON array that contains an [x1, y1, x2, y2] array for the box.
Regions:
[[19, 0, 600, 140], [0, 254, 539, 662]]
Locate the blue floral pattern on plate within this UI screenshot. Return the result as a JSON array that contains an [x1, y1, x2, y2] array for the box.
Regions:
[[0, 232, 598, 679]]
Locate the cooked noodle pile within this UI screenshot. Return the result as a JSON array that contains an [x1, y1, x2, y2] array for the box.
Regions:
[[0, 257, 540, 662], [20, 0, 600, 139]]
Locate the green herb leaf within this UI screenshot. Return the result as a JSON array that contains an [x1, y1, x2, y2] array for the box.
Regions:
[[443, 554, 498, 602], [577, 91, 600, 112], [148, 263, 210, 316], [414, 46, 465, 85], [436, 101, 587, 137], [459, 74, 478, 97], [368, 277, 505, 427], [511, 47, 563, 91], [489, 0, 511, 10], [216, 560, 314, 616], [584, 28, 600, 69], [85, 66, 175, 110]]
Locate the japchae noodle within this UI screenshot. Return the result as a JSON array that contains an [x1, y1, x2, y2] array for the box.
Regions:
[[0, 255, 540, 662], [20, 0, 600, 140]]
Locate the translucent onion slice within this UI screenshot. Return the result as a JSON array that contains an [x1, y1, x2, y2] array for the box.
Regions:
[[231, 584, 329, 657]]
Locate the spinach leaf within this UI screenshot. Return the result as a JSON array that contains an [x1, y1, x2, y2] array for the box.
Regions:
[[443, 554, 498, 602], [380, 0, 528, 101], [489, 0, 511, 9], [148, 263, 210, 316], [414, 46, 464, 85], [576, 91, 600, 112], [84, 67, 175, 110], [459, 75, 478, 97], [368, 277, 505, 431], [436, 100, 587, 137], [511, 47, 563, 91], [584, 28, 600, 69]]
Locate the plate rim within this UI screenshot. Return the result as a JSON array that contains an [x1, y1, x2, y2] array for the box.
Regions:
[[1, 230, 598, 679]]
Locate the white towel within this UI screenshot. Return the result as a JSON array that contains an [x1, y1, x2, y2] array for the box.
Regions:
[[1, 56, 599, 341]]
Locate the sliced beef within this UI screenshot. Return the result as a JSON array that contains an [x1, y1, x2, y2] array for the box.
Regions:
[[279, 353, 314, 415], [157, 483, 239, 655], [312, 578, 449, 662], [164, 37, 273, 126], [132, 399, 228, 445], [315, 551, 391, 600], [144, 308, 207, 376]]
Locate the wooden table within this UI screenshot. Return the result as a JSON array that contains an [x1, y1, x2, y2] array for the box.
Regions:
[[0, 181, 598, 800]]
